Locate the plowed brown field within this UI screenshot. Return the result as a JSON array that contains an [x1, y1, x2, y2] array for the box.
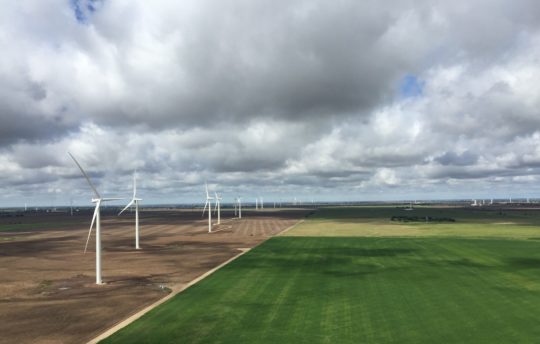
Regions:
[[0, 208, 307, 344]]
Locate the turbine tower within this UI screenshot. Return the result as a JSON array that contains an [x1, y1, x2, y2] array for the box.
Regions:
[[238, 197, 242, 219], [214, 192, 222, 225], [119, 172, 143, 249], [256, 198, 259, 210], [202, 183, 214, 233], [69, 152, 122, 285], [260, 197, 264, 209]]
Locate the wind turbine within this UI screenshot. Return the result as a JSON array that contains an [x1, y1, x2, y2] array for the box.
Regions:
[[214, 192, 222, 225], [234, 197, 238, 217], [119, 172, 143, 249], [255, 198, 259, 210], [69, 152, 122, 285], [202, 183, 214, 233], [237, 197, 242, 219], [260, 197, 264, 209]]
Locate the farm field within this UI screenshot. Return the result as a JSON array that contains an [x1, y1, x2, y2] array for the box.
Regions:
[[102, 206, 540, 343], [0, 208, 306, 344], [285, 206, 540, 238]]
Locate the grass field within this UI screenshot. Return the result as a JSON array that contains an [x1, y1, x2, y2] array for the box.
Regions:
[[285, 206, 540, 238], [101, 206, 540, 343]]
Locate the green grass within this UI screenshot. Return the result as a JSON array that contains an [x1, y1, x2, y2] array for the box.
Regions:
[[102, 236, 540, 344], [285, 206, 540, 238], [100, 207, 540, 343]]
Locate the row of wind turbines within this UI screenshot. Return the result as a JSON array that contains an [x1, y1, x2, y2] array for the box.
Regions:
[[69, 153, 143, 284], [202, 183, 251, 233], [69, 153, 253, 285]]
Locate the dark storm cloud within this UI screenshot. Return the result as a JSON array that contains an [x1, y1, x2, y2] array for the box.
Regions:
[[0, 105, 76, 147], [434, 151, 478, 166], [63, 0, 446, 130]]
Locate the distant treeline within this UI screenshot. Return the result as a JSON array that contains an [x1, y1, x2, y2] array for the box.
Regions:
[[391, 215, 455, 223]]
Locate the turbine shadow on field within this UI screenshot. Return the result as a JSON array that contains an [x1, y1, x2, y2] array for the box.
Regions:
[[232, 245, 418, 279], [505, 257, 540, 269], [421, 258, 494, 269], [264, 246, 418, 257]]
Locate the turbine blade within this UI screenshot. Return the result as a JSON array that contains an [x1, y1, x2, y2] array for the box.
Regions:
[[202, 200, 208, 216], [119, 199, 135, 215], [68, 152, 101, 199], [84, 202, 99, 253], [133, 172, 137, 198]]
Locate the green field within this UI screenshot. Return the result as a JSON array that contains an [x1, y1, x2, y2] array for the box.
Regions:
[[285, 206, 540, 238], [101, 207, 540, 343]]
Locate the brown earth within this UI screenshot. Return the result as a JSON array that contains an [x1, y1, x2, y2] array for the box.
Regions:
[[0, 208, 308, 344]]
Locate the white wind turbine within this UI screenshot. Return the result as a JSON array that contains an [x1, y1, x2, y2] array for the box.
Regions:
[[118, 172, 143, 249], [214, 192, 222, 225], [69, 153, 122, 285], [202, 183, 214, 233], [238, 197, 242, 218], [255, 198, 259, 210], [234, 198, 238, 217]]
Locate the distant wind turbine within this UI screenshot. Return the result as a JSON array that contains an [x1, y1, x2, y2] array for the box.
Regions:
[[237, 197, 242, 219], [214, 192, 222, 225], [118, 172, 143, 249], [202, 183, 214, 233]]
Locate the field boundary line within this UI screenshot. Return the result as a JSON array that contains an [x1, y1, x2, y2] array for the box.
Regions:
[[87, 247, 251, 344], [278, 219, 305, 236]]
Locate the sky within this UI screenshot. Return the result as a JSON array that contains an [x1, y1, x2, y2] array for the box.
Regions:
[[1, 0, 540, 207]]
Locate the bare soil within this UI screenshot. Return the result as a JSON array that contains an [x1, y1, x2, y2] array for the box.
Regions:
[[0, 208, 307, 344]]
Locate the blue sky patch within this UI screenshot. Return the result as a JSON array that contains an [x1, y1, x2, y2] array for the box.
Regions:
[[70, 0, 104, 24], [399, 74, 425, 98]]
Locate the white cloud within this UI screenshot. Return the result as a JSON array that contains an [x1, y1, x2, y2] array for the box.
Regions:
[[2, 1, 540, 205]]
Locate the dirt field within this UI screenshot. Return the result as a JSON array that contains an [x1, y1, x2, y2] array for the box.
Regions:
[[0, 208, 307, 344]]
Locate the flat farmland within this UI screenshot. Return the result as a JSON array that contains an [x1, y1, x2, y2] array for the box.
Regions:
[[284, 206, 540, 238], [0, 208, 307, 344], [101, 206, 540, 343]]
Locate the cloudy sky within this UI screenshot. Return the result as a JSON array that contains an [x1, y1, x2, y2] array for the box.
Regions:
[[1, 0, 540, 207]]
